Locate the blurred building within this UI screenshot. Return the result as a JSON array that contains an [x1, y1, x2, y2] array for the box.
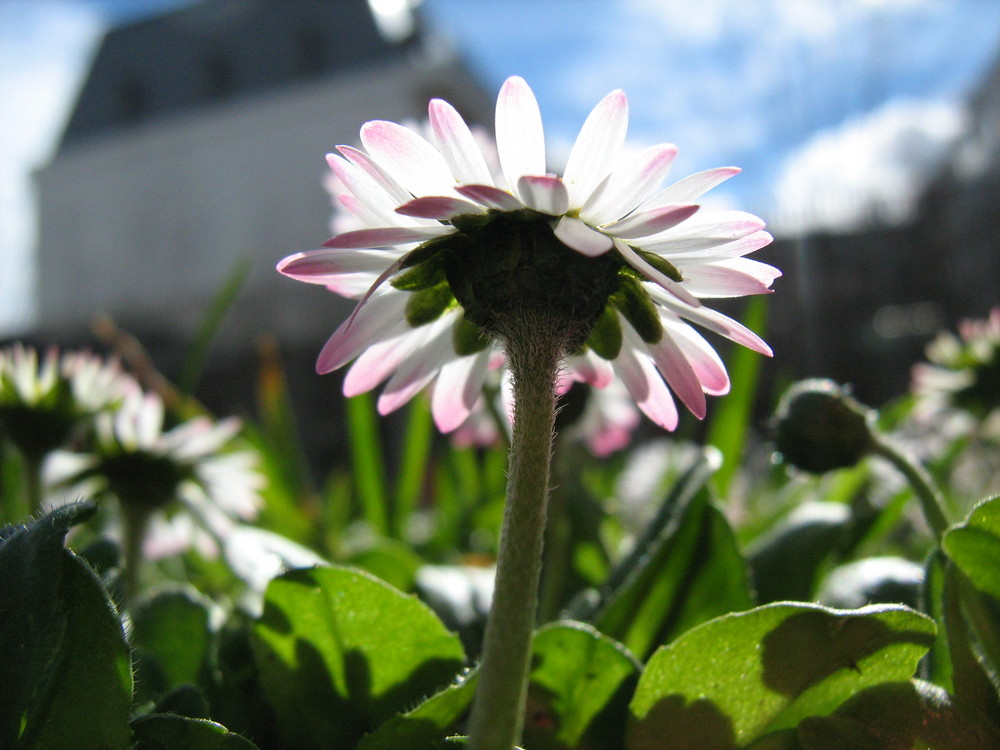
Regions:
[[756, 49, 1000, 406], [31, 0, 490, 462], [36, 0, 491, 349]]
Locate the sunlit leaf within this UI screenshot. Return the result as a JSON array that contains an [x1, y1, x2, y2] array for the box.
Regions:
[[627, 603, 936, 749], [252, 565, 466, 750]]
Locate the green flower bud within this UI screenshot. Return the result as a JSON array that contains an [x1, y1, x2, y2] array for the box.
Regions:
[[772, 379, 875, 474]]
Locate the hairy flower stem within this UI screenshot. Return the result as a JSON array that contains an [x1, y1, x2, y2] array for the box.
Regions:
[[467, 311, 568, 750], [869, 433, 950, 540], [121, 503, 152, 602]]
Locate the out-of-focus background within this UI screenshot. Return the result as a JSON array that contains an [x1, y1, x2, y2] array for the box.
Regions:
[[2, 0, 999, 466]]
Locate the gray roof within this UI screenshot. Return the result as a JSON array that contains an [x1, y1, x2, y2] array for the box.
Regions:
[[58, 0, 419, 151]]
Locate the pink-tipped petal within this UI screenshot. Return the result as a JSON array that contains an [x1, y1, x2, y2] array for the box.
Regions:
[[277, 249, 397, 285], [613, 340, 679, 431], [456, 183, 523, 210], [432, 349, 490, 432], [614, 238, 702, 307], [428, 98, 495, 186], [316, 291, 409, 374], [566, 349, 615, 388], [496, 76, 546, 197], [642, 324, 707, 419], [336, 145, 411, 206], [661, 314, 731, 396], [517, 175, 569, 215], [656, 229, 774, 259], [323, 225, 452, 249], [396, 195, 486, 219], [602, 204, 699, 239], [553, 216, 613, 257], [658, 295, 773, 356], [377, 322, 457, 414], [672, 257, 781, 298], [562, 89, 628, 206], [360, 120, 456, 198], [641, 167, 742, 209], [640, 210, 767, 250], [582, 143, 678, 222], [327, 152, 408, 226]]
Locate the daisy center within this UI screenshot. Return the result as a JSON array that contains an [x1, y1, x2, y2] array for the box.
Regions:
[[443, 210, 623, 344]]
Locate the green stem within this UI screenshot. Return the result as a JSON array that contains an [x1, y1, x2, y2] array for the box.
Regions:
[[466, 313, 565, 750], [24, 454, 44, 517], [121, 503, 152, 603], [869, 432, 950, 540]]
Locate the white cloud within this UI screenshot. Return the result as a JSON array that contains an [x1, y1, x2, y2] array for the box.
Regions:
[[0, 1, 103, 334], [770, 97, 966, 234]]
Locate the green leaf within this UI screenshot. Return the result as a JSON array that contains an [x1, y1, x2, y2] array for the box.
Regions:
[[594, 478, 751, 661], [627, 603, 936, 748], [943, 495, 1000, 600], [797, 680, 1000, 750], [131, 587, 214, 700], [21, 552, 133, 749], [252, 565, 466, 750], [347, 539, 424, 593], [357, 669, 477, 750], [0, 502, 132, 750], [749, 502, 851, 604], [523, 621, 640, 750], [130, 714, 260, 749]]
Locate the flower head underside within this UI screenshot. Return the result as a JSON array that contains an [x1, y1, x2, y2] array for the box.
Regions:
[[278, 76, 780, 432]]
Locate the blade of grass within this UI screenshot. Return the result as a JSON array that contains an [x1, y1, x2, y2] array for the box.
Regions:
[[393, 397, 434, 539], [705, 296, 768, 497], [178, 254, 253, 396], [346, 392, 389, 536]]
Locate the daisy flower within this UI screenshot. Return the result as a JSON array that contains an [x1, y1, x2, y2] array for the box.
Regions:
[[49, 383, 264, 565], [278, 75, 778, 432], [912, 307, 1000, 422], [0, 343, 133, 462]]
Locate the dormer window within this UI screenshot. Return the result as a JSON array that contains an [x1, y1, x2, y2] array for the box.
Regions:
[[205, 55, 235, 99], [118, 74, 148, 122]]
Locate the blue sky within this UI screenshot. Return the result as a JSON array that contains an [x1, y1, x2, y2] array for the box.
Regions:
[[2, 0, 999, 332]]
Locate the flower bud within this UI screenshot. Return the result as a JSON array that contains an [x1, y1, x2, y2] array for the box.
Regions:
[[772, 379, 875, 473]]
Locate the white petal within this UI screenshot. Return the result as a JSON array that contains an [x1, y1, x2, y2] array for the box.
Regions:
[[337, 144, 412, 206], [432, 349, 490, 432], [562, 89, 628, 207], [655, 293, 773, 356], [640, 166, 742, 209], [377, 321, 458, 414], [582, 143, 678, 222], [601, 204, 699, 240], [661, 313, 730, 396], [644, 323, 707, 419], [323, 225, 453, 249], [396, 195, 486, 219], [613, 334, 679, 431], [316, 290, 409, 373], [428, 98, 495, 186], [553, 216, 613, 257], [517, 175, 569, 215], [360, 120, 457, 197], [277, 249, 398, 285], [496, 76, 546, 199], [456, 183, 523, 210], [645, 230, 773, 260], [327, 152, 412, 227], [672, 257, 781, 298]]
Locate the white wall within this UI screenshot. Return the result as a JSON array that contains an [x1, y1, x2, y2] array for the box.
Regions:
[[34, 53, 489, 352]]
